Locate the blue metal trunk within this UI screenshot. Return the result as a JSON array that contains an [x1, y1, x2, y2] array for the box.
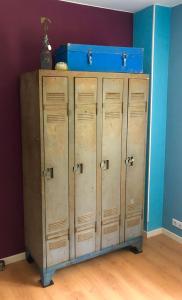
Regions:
[[55, 44, 144, 73]]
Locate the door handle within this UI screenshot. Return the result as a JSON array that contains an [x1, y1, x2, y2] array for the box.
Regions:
[[100, 160, 109, 170], [125, 156, 135, 167], [43, 167, 54, 179], [73, 163, 83, 174]]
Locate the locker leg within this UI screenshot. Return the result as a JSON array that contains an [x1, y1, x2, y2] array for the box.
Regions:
[[130, 238, 143, 254], [25, 251, 34, 264], [40, 270, 55, 287]]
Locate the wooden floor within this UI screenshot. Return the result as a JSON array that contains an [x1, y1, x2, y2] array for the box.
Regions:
[[0, 234, 182, 300]]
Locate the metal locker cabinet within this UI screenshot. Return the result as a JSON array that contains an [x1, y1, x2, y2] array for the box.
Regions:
[[43, 76, 69, 265], [125, 78, 148, 241], [101, 78, 124, 249], [20, 70, 149, 287], [74, 77, 97, 257]]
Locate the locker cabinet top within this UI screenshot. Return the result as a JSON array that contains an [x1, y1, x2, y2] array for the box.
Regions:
[[21, 70, 149, 79]]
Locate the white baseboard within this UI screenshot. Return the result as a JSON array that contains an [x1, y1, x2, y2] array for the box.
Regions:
[[162, 228, 182, 244], [145, 228, 163, 238], [1, 252, 25, 265], [145, 227, 182, 243]]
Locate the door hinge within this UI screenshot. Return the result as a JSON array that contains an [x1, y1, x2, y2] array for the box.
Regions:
[[67, 103, 69, 116], [122, 102, 123, 114], [96, 103, 98, 115]]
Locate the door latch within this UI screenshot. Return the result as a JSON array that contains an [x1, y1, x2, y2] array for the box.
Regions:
[[88, 50, 93, 65], [73, 163, 83, 174], [100, 160, 109, 170], [43, 167, 54, 179], [125, 156, 135, 167], [122, 52, 128, 68]]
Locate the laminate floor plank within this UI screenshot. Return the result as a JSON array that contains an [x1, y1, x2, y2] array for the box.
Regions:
[[0, 234, 181, 300]]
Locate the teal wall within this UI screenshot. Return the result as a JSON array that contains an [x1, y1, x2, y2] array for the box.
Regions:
[[163, 5, 182, 237], [133, 6, 153, 74], [133, 6, 171, 231]]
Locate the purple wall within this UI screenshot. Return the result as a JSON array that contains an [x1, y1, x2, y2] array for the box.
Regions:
[[0, 0, 133, 258]]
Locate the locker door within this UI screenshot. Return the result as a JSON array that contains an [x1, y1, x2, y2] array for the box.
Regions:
[[74, 78, 97, 257], [43, 77, 69, 265], [125, 78, 148, 240], [101, 78, 124, 249]]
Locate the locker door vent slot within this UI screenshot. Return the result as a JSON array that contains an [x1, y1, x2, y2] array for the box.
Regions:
[[46, 229, 68, 240], [48, 219, 67, 232], [105, 93, 121, 103], [103, 208, 119, 218], [127, 217, 140, 228], [78, 93, 95, 103], [129, 101, 145, 109], [77, 231, 94, 242], [49, 239, 67, 250], [129, 112, 145, 118], [77, 213, 94, 225], [103, 224, 118, 235], [105, 112, 120, 119], [47, 114, 66, 123], [129, 92, 145, 118], [127, 201, 142, 214], [102, 216, 119, 225], [77, 112, 95, 121], [46, 92, 66, 103], [130, 93, 144, 100], [129, 103, 146, 118]]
